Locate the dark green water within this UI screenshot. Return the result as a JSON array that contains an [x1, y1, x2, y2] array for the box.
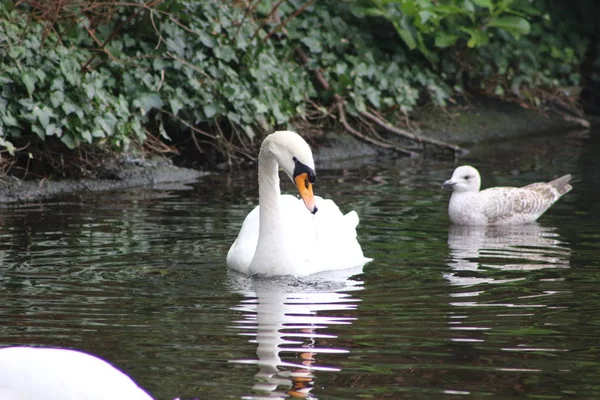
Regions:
[[0, 127, 599, 399]]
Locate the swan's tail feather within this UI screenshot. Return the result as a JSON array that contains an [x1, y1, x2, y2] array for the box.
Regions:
[[344, 210, 360, 229]]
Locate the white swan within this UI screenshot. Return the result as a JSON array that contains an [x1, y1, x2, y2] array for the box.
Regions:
[[227, 130, 371, 276], [0, 346, 153, 400], [442, 165, 572, 225]]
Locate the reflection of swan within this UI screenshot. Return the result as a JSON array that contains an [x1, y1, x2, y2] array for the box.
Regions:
[[445, 223, 570, 286], [442, 165, 572, 225], [228, 268, 363, 399], [227, 131, 370, 277], [0, 346, 152, 400]]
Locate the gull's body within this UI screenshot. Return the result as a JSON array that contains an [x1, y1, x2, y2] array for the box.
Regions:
[[227, 131, 370, 277], [442, 165, 572, 226], [0, 347, 152, 400]]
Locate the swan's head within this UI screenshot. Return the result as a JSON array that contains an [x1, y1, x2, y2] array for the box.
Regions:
[[442, 165, 481, 193], [266, 130, 318, 214]]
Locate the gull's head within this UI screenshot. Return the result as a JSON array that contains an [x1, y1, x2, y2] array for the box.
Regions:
[[265, 130, 318, 214], [442, 165, 481, 193]]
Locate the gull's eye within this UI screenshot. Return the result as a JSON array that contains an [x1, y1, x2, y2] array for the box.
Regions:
[[464, 175, 471, 180]]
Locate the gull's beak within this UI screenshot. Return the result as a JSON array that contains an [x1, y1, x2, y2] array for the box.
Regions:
[[294, 173, 318, 214], [442, 179, 456, 190]]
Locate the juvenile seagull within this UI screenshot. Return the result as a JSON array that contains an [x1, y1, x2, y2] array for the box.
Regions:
[[442, 165, 572, 225]]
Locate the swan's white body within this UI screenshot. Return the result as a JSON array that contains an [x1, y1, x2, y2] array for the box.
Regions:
[[0, 347, 153, 400], [442, 165, 572, 226], [227, 131, 370, 277]]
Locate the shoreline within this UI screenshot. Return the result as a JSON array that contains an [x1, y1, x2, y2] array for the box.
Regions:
[[0, 97, 589, 204]]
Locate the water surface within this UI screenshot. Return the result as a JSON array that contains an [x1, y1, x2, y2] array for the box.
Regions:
[[0, 127, 599, 399]]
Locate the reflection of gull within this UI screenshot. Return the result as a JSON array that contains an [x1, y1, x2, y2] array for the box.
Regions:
[[445, 223, 570, 286], [227, 267, 363, 399]]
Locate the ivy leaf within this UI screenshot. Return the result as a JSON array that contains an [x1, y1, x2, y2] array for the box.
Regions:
[[22, 72, 37, 96], [1, 112, 20, 127], [166, 36, 186, 57], [60, 59, 80, 86], [61, 133, 77, 149], [203, 104, 217, 118], [198, 32, 215, 48], [45, 123, 57, 137], [134, 93, 164, 115], [243, 125, 255, 140], [62, 102, 78, 116], [300, 37, 322, 54], [33, 106, 53, 129], [50, 91, 65, 108], [81, 130, 93, 143], [169, 97, 184, 116]]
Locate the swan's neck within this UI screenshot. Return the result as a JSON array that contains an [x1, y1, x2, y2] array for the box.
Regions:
[[258, 147, 283, 238]]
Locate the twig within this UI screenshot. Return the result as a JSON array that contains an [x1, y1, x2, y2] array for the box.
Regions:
[[335, 95, 416, 157], [82, 0, 164, 72], [250, 0, 286, 42], [159, 108, 216, 140], [262, 0, 316, 44], [295, 46, 463, 155], [233, 0, 261, 43], [359, 110, 464, 153]]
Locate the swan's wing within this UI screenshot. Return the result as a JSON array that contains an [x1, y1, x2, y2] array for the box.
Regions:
[[481, 186, 558, 224], [228, 195, 311, 275], [312, 197, 371, 269], [226, 205, 260, 274]]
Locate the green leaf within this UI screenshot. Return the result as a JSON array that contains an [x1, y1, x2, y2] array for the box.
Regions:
[[61, 134, 77, 149], [81, 130, 93, 143], [169, 97, 184, 116], [349, 5, 384, 18], [62, 102, 78, 116], [203, 104, 217, 118], [472, 0, 493, 11], [435, 33, 459, 48], [393, 17, 417, 50], [198, 32, 215, 48], [50, 91, 65, 108], [33, 106, 53, 129], [243, 125, 255, 140], [1, 112, 20, 127], [60, 59, 80, 86], [22, 72, 37, 96], [488, 16, 531, 35], [45, 123, 57, 137], [134, 93, 163, 115], [300, 37, 322, 54]]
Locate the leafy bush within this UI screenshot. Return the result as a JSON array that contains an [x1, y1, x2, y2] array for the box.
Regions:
[[345, 0, 586, 99], [0, 8, 138, 154], [0, 0, 591, 172]]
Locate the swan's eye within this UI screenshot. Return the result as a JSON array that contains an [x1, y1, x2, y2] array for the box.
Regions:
[[292, 156, 298, 163]]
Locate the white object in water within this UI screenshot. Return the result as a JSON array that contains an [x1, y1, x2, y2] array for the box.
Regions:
[[227, 130, 371, 276], [0, 346, 153, 400], [442, 165, 572, 225]]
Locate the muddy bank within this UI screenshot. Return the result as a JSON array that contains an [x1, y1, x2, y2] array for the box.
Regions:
[[313, 97, 588, 165], [0, 97, 589, 203], [0, 157, 207, 204]]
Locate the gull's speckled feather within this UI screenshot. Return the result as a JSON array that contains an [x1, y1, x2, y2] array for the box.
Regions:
[[443, 166, 572, 226]]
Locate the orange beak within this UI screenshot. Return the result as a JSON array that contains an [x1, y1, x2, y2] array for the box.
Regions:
[[294, 173, 318, 214]]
